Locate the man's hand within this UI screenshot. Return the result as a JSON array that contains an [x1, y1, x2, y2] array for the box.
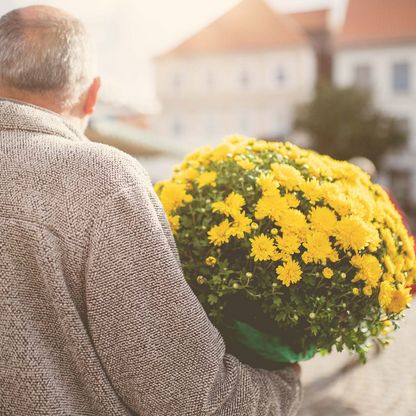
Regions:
[[290, 363, 301, 378]]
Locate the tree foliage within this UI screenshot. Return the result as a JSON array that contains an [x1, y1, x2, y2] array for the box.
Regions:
[[295, 84, 408, 167]]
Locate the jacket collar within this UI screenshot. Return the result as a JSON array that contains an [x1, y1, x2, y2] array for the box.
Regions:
[[0, 98, 88, 143]]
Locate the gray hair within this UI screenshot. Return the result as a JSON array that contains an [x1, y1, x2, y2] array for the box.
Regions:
[[0, 6, 97, 107]]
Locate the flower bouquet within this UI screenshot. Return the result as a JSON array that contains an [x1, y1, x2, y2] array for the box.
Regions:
[[155, 136, 415, 367]]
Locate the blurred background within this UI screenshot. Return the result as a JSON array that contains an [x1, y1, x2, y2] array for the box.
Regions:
[[1, 0, 414, 230], [2, 1, 415, 414]]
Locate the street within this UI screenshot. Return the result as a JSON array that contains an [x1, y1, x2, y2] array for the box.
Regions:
[[299, 301, 416, 416]]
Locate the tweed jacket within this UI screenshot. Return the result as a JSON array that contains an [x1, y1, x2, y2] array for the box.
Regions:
[[0, 99, 302, 416]]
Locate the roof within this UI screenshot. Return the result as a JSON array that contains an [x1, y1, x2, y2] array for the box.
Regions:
[[289, 9, 329, 33], [159, 0, 308, 58], [336, 0, 416, 48]]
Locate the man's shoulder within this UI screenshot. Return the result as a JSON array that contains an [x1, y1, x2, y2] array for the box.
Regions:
[[44, 135, 151, 197]]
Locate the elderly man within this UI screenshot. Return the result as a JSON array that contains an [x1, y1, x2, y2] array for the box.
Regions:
[[0, 6, 301, 416]]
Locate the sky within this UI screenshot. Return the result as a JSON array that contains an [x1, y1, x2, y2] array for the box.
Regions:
[[0, 0, 344, 111]]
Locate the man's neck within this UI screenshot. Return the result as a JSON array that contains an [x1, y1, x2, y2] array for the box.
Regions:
[[0, 86, 86, 132]]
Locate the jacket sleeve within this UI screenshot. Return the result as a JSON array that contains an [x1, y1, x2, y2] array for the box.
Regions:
[[84, 177, 302, 416]]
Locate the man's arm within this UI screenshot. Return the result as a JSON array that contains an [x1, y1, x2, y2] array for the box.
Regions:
[[85, 178, 302, 416]]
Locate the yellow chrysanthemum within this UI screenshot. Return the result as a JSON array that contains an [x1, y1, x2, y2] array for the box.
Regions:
[[270, 163, 304, 190], [351, 254, 383, 288], [255, 195, 289, 222], [159, 182, 189, 214], [285, 193, 300, 208], [380, 228, 397, 257], [252, 140, 269, 152], [386, 286, 412, 314], [276, 258, 302, 287], [309, 206, 337, 236], [275, 233, 301, 256], [229, 212, 252, 239], [210, 142, 234, 162], [363, 286, 373, 297], [174, 167, 199, 182], [335, 216, 377, 253], [208, 219, 232, 246], [384, 255, 396, 274], [250, 234, 277, 262], [257, 173, 280, 197], [299, 179, 323, 205], [197, 171, 217, 188], [205, 256, 217, 266], [352, 288, 360, 296], [212, 192, 246, 217], [323, 267, 334, 279], [302, 232, 339, 264], [378, 281, 394, 309], [322, 185, 352, 216], [278, 209, 309, 237], [236, 158, 255, 171], [168, 215, 180, 233]]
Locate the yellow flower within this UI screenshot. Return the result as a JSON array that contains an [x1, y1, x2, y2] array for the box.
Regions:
[[159, 182, 189, 214], [275, 233, 301, 255], [197, 171, 217, 188], [227, 192, 245, 212], [205, 256, 217, 266], [378, 281, 394, 309], [154, 180, 167, 195], [174, 167, 199, 182], [381, 319, 393, 335], [229, 212, 252, 239], [352, 288, 360, 296], [363, 285, 373, 297], [255, 195, 289, 221], [257, 173, 279, 197], [236, 158, 255, 171], [367, 226, 381, 252], [285, 193, 300, 208], [323, 267, 334, 279], [309, 206, 337, 236], [250, 234, 277, 261], [276, 258, 302, 287], [208, 219, 232, 246], [212, 192, 246, 217], [351, 254, 383, 288], [252, 140, 269, 152], [380, 228, 397, 257], [278, 209, 309, 237], [335, 216, 376, 253], [184, 194, 193, 203], [299, 179, 322, 204], [322, 186, 352, 216], [210, 142, 234, 162], [270, 163, 304, 190], [168, 215, 180, 233], [386, 286, 412, 314], [302, 232, 339, 264]]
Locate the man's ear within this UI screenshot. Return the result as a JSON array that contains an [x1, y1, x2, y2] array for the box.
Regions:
[[84, 77, 101, 115]]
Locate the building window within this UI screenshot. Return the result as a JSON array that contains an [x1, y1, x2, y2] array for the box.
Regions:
[[240, 68, 250, 88], [392, 62, 410, 93], [354, 64, 372, 90], [275, 67, 286, 86]]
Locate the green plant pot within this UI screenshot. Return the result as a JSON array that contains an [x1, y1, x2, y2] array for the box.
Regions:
[[224, 320, 316, 368]]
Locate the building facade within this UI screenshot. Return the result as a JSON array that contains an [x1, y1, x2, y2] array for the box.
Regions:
[[333, 0, 416, 209], [154, 0, 317, 149]]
